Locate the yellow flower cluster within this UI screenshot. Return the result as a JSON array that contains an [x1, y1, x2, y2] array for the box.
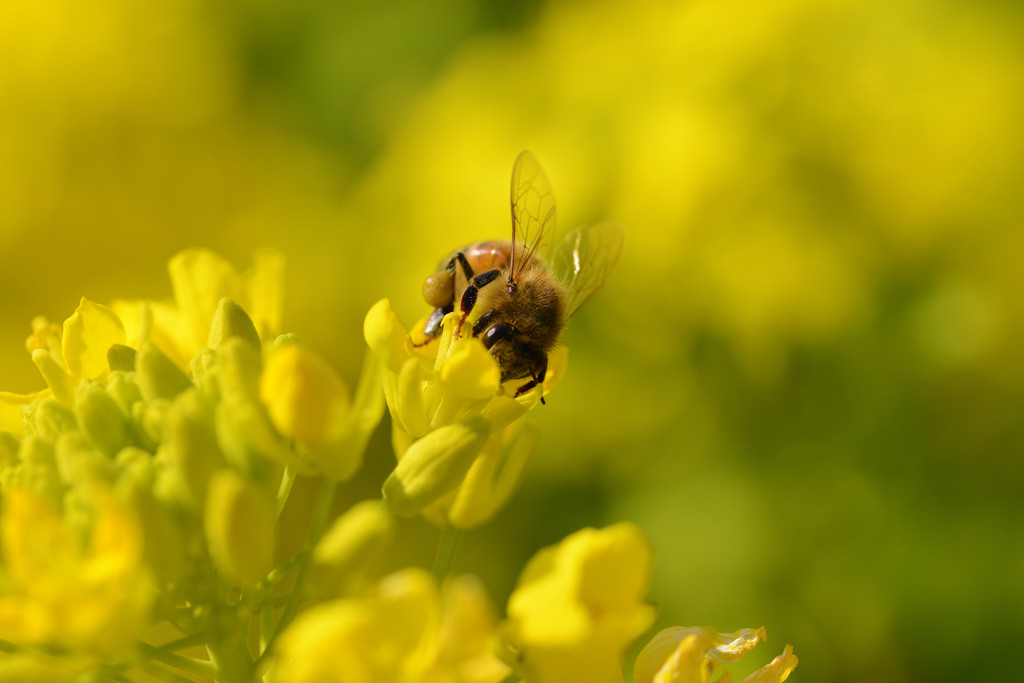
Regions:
[[0, 248, 797, 683]]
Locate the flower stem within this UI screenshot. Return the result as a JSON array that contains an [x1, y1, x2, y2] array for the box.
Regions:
[[433, 526, 462, 584], [266, 548, 309, 586], [275, 463, 298, 521], [137, 660, 196, 683], [257, 476, 336, 665], [139, 643, 216, 678]]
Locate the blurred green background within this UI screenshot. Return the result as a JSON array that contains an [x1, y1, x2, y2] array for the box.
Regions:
[[3, 0, 1024, 680]]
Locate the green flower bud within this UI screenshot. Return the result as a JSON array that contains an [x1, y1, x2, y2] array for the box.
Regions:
[[191, 348, 221, 404], [309, 500, 394, 597], [115, 446, 155, 491], [204, 469, 274, 585], [164, 390, 226, 509], [208, 298, 262, 351], [107, 343, 138, 372], [382, 415, 491, 517], [0, 431, 20, 468], [137, 341, 193, 402], [13, 435, 63, 506], [75, 383, 128, 456], [131, 399, 164, 452], [219, 337, 262, 402], [273, 333, 299, 349], [116, 458, 183, 586], [33, 398, 78, 440], [107, 371, 143, 417], [55, 431, 116, 486]]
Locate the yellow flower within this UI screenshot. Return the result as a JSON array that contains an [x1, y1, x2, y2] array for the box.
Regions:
[[0, 487, 152, 657], [366, 299, 565, 529], [111, 247, 285, 371], [271, 568, 509, 683], [633, 626, 798, 683], [501, 523, 657, 683]]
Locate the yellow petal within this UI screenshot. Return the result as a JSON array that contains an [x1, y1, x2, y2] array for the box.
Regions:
[[438, 339, 501, 400], [542, 344, 570, 396], [0, 390, 49, 433], [364, 298, 410, 373], [169, 248, 245, 356], [707, 627, 767, 664], [634, 627, 716, 683], [738, 645, 798, 683], [62, 297, 126, 379], [653, 632, 716, 683], [32, 349, 77, 406], [244, 248, 286, 343], [260, 344, 351, 446]]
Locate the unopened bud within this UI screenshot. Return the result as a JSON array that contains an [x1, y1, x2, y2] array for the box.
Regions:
[[382, 415, 491, 517], [137, 341, 193, 402], [273, 333, 299, 349], [309, 500, 394, 597], [55, 431, 116, 486], [204, 469, 274, 585], [107, 343, 137, 373], [107, 371, 143, 417], [164, 390, 225, 509], [219, 337, 262, 402], [364, 299, 409, 372], [260, 344, 350, 446], [208, 298, 262, 351], [33, 398, 78, 441], [191, 348, 221, 404], [75, 383, 128, 456]]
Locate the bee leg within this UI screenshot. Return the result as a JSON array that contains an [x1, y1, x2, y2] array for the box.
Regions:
[[456, 269, 501, 336], [514, 355, 548, 404], [446, 252, 475, 280], [413, 304, 452, 347]]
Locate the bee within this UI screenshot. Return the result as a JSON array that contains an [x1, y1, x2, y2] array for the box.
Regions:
[[418, 151, 624, 403]]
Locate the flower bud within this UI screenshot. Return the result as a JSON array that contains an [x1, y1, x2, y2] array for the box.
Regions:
[[273, 333, 299, 349], [136, 341, 193, 402], [364, 299, 409, 373], [33, 398, 78, 441], [115, 446, 155, 491], [107, 343, 137, 373], [132, 399, 165, 452], [55, 431, 116, 486], [309, 500, 395, 597], [191, 348, 221, 404], [260, 344, 350, 446], [382, 415, 491, 517], [204, 469, 274, 585], [106, 371, 143, 418], [219, 337, 262, 402], [13, 435, 63, 506], [447, 418, 541, 530], [208, 298, 262, 351], [75, 383, 128, 456], [0, 431, 20, 468], [120, 477, 184, 586], [164, 390, 226, 509]]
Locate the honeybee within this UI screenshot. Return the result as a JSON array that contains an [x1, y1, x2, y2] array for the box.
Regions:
[[418, 151, 624, 402]]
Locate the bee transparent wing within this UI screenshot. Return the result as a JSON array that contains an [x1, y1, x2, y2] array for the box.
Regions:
[[554, 222, 625, 317], [509, 150, 557, 284]]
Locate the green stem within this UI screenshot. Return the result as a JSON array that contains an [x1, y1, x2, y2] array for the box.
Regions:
[[260, 599, 275, 656], [137, 660, 196, 683], [257, 476, 336, 665], [140, 643, 216, 678], [266, 549, 309, 586], [150, 632, 207, 653], [275, 463, 298, 521], [433, 526, 462, 584]]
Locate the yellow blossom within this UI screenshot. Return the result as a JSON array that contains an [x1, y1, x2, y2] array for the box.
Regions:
[[0, 488, 151, 656], [272, 568, 509, 683], [501, 523, 657, 683], [634, 626, 797, 683], [366, 299, 564, 529]]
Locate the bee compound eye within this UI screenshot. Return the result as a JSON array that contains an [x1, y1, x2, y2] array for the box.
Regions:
[[482, 323, 513, 350]]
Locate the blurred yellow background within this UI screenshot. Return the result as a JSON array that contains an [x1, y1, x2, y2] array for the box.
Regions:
[[3, 0, 1023, 680]]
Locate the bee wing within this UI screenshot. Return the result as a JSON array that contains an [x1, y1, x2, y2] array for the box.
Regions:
[[509, 150, 557, 284], [554, 222, 624, 317]]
